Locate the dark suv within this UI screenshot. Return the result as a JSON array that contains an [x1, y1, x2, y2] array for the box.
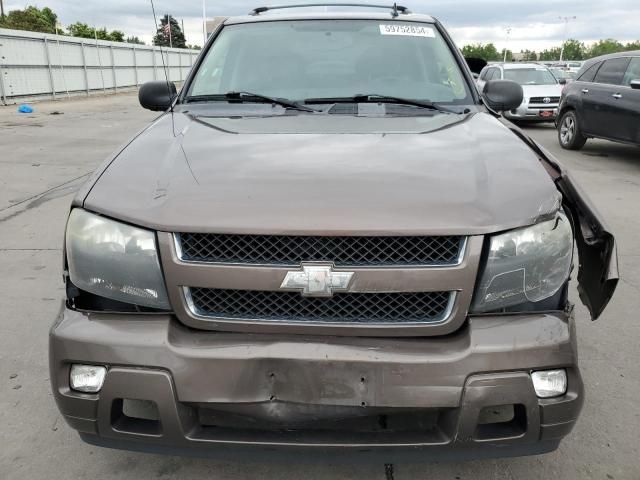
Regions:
[[557, 51, 640, 149], [50, 4, 618, 462]]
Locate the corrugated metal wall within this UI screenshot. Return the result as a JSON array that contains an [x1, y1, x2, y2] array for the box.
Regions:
[[0, 28, 200, 103]]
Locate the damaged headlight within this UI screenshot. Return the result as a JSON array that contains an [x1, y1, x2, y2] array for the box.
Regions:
[[65, 209, 170, 309], [471, 211, 573, 313]]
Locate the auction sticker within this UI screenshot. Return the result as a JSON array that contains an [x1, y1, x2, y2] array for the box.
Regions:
[[379, 24, 435, 37]]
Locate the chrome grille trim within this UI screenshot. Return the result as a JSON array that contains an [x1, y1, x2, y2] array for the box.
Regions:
[[529, 96, 560, 104], [184, 287, 457, 326], [157, 233, 484, 336], [174, 233, 468, 268]]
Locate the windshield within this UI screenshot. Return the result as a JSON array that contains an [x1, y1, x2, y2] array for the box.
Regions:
[[503, 68, 558, 85], [186, 20, 472, 105], [550, 69, 575, 79]]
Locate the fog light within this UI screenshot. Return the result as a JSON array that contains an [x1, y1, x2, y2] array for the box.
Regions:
[[70, 364, 107, 393], [531, 369, 567, 398]]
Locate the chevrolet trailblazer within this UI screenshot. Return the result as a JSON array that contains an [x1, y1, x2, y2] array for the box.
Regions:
[[50, 4, 618, 462]]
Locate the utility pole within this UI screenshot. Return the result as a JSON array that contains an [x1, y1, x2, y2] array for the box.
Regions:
[[558, 16, 577, 62], [1, 0, 5, 18], [503, 27, 512, 62]]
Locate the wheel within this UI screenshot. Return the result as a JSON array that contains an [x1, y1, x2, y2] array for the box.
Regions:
[[558, 110, 587, 150]]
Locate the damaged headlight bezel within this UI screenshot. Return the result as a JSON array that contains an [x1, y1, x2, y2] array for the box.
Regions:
[[65, 209, 171, 310], [471, 210, 574, 313]]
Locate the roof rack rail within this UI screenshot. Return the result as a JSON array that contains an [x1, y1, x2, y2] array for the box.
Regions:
[[250, 3, 410, 17]]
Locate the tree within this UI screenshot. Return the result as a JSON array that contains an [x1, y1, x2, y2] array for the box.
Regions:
[[0, 6, 58, 33], [520, 49, 538, 61], [186, 44, 202, 50], [461, 43, 500, 62], [501, 49, 513, 62], [587, 39, 624, 58], [94, 27, 111, 40], [126, 36, 145, 45], [66, 22, 125, 42], [153, 14, 186, 48], [66, 22, 94, 38], [624, 41, 640, 51], [561, 39, 586, 60], [0, 8, 142, 43], [109, 30, 124, 42], [539, 47, 562, 61]]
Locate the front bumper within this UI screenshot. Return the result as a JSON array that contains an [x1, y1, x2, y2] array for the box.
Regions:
[[504, 105, 559, 122], [50, 307, 583, 462]]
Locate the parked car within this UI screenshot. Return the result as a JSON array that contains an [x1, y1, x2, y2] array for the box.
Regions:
[[557, 50, 640, 149], [50, 4, 618, 463], [566, 61, 584, 74], [550, 67, 576, 83], [477, 63, 564, 122]]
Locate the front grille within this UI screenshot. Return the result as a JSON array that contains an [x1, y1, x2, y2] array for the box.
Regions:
[[188, 288, 453, 324], [529, 96, 560, 104], [177, 234, 464, 266]]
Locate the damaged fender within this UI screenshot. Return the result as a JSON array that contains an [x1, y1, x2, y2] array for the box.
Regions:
[[509, 126, 618, 319]]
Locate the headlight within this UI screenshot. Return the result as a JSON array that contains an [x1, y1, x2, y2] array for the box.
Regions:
[[471, 212, 573, 313], [65, 209, 170, 309]]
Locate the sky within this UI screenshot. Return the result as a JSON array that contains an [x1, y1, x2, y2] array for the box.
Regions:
[[4, 0, 640, 51]]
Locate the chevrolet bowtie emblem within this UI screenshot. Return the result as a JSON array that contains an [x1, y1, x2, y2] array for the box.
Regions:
[[280, 263, 354, 297]]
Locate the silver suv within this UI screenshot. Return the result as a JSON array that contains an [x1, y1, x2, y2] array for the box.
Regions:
[[477, 63, 564, 122]]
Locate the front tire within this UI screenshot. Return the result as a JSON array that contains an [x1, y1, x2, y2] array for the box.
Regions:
[[558, 110, 587, 150]]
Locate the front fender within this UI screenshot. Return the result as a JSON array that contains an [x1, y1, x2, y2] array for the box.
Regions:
[[507, 126, 618, 320], [557, 93, 581, 124]]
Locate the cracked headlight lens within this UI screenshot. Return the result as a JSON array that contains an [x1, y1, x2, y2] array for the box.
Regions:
[[471, 211, 573, 313], [65, 209, 170, 309]]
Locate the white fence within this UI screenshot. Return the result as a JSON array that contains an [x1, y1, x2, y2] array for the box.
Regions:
[[0, 28, 200, 103]]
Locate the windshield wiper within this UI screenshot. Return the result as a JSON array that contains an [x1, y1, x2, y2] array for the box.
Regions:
[[185, 91, 317, 113], [304, 94, 461, 114]]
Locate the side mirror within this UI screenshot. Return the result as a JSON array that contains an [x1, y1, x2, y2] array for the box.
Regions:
[[139, 81, 177, 111], [482, 80, 524, 112], [558, 78, 567, 85], [631, 80, 640, 90]]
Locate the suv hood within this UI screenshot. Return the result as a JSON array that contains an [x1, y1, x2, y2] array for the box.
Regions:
[[83, 111, 560, 235], [80, 110, 617, 319], [521, 84, 563, 99]]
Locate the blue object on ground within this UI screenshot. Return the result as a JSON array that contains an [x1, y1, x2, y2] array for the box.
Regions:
[[18, 104, 34, 113]]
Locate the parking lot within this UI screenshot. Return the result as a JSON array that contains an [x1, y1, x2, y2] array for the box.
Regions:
[[0, 92, 638, 479]]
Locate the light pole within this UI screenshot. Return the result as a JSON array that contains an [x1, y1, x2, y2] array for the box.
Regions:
[[503, 27, 512, 62], [202, 0, 207, 45], [558, 16, 576, 62]]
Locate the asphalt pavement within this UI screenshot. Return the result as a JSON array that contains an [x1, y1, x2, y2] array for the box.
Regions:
[[0, 93, 638, 479]]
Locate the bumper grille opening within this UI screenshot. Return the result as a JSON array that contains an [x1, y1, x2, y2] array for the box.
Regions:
[[111, 398, 161, 436], [199, 404, 442, 431], [122, 398, 160, 421], [194, 403, 455, 444], [188, 288, 453, 324], [177, 233, 465, 267], [475, 404, 526, 440]]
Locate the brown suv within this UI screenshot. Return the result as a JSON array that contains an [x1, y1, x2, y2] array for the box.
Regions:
[[50, 5, 618, 462]]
